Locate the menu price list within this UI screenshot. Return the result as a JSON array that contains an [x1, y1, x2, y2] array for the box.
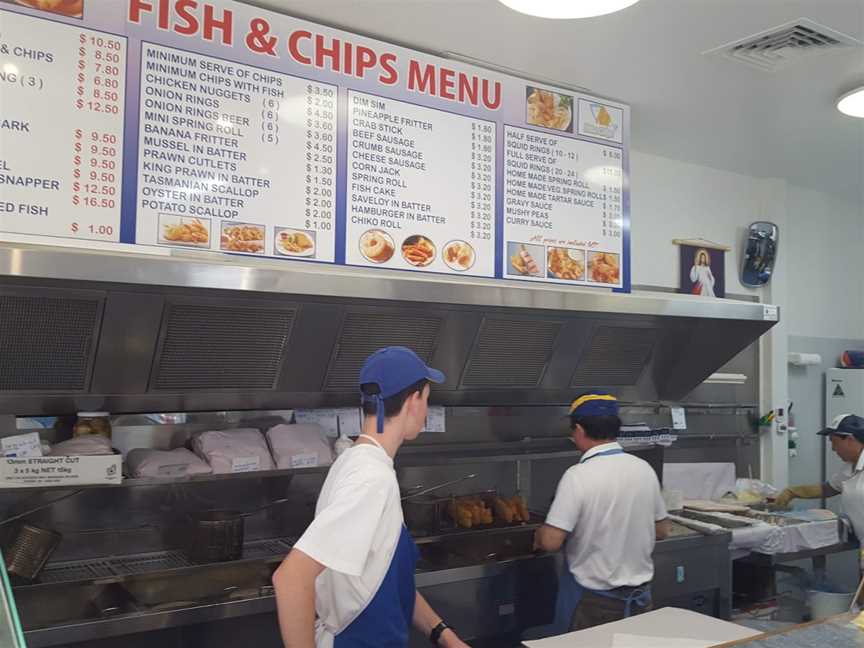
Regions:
[[135, 43, 337, 262], [345, 91, 495, 277], [0, 11, 126, 241], [503, 125, 623, 287]]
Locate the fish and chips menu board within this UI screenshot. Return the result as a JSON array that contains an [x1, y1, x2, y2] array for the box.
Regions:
[[0, 9, 126, 240], [0, 0, 630, 289], [134, 43, 337, 261], [504, 125, 623, 287], [346, 92, 495, 276]]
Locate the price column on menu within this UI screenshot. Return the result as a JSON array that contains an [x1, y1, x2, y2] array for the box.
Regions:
[[502, 125, 623, 287], [0, 11, 125, 240], [135, 43, 337, 261], [345, 91, 496, 277]]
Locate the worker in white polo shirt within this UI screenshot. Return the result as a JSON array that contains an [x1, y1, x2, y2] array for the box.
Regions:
[[776, 414, 864, 545], [534, 391, 670, 632], [272, 347, 469, 648]]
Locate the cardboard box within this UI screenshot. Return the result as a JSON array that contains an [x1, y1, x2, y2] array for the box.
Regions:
[[0, 455, 122, 488]]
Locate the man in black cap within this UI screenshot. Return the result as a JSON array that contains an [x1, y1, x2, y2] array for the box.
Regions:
[[776, 414, 864, 544]]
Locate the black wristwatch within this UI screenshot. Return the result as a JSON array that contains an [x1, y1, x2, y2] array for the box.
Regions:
[[430, 621, 451, 645]]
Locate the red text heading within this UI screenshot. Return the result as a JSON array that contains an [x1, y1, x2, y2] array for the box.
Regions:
[[128, 0, 502, 110]]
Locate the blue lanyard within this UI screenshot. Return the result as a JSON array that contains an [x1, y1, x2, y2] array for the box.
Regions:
[[578, 447, 624, 464]]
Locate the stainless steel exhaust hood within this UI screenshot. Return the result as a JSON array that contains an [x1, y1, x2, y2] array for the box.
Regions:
[[0, 243, 778, 415]]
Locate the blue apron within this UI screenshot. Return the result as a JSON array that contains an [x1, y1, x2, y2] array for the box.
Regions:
[[551, 447, 651, 634], [335, 525, 418, 647]]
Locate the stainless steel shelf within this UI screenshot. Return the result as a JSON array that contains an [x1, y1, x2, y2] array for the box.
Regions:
[[0, 444, 604, 492], [0, 242, 776, 321], [22, 538, 296, 590], [397, 448, 583, 466], [413, 519, 542, 545], [0, 464, 329, 494]]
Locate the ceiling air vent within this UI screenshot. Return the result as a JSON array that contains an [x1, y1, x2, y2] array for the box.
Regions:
[[151, 302, 296, 391], [461, 318, 562, 388], [324, 312, 442, 391], [571, 326, 656, 387], [0, 292, 102, 392], [704, 19, 861, 72]]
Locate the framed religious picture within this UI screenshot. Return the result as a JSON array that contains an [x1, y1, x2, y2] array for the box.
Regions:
[[674, 239, 728, 298]]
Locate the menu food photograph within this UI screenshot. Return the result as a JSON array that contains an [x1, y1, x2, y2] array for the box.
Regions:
[[159, 216, 210, 248], [507, 242, 544, 278], [588, 251, 621, 284], [276, 229, 316, 258], [359, 229, 395, 264], [220, 223, 265, 255], [401, 235, 436, 267], [5, 0, 82, 18], [526, 86, 573, 132], [443, 240, 476, 272], [547, 247, 585, 281]]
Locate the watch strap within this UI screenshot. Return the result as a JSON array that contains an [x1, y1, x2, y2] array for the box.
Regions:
[[430, 621, 450, 645]]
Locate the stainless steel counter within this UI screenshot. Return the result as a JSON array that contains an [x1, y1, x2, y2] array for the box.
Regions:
[[16, 529, 732, 648]]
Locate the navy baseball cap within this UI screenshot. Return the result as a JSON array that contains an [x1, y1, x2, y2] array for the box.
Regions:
[[818, 414, 864, 442], [359, 347, 445, 433], [568, 391, 619, 418]]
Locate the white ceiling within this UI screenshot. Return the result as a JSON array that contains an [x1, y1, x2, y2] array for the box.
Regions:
[[246, 0, 864, 204]]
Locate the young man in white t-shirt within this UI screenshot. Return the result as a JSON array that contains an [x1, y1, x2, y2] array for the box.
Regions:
[[534, 391, 670, 632], [273, 347, 469, 648]]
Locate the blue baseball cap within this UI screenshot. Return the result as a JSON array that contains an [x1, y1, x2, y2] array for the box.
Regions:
[[359, 347, 445, 433], [568, 391, 619, 418], [818, 414, 864, 442]]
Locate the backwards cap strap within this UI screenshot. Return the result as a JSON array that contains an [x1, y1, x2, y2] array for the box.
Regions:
[[375, 394, 385, 434]]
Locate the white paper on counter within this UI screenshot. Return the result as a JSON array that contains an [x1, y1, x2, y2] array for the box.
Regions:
[[295, 409, 339, 437], [1, 432, 43, 458], [336, 408, 363, 438], [523, 607, 760, 648], [423, 406, 446, 433], [611, 634, 715, 648]]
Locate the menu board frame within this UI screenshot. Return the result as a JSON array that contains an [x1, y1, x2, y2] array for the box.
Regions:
[[0, 0, 630, 292]]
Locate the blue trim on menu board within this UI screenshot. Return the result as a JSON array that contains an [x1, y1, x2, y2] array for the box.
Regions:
[[614, 106, 632, 294], [119, 39, 142, 244], [494, 121, 505, 278], [334, 85, 349, 265]]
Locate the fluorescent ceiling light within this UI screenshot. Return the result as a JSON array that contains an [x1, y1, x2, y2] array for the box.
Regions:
[[837, 86, 864, 118], [498, 0, 641, 19]]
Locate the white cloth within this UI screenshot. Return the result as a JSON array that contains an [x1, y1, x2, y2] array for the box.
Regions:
[[266, 423, 333, 470], [729, 523, 779, 553], [828, 451, 864, 541], [663, 463, 737, 501], [293, 442, 403, 648], [689, 264, 715, 297], [126, 448, 212, 478], [770, 519, 840, 553], [50, 435, 113, 456], [546, 442, 667, 590], [192, 428, 274, 474]]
